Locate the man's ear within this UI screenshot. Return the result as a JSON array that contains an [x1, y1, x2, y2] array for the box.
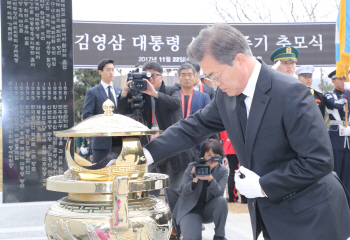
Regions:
[[235, 53, 246, 65], [98, 70, 102, 76]]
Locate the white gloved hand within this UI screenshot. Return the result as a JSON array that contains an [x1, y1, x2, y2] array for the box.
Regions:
[[234, 166, 266, 199], [335, 98, 348, 105], [340, 126, 350, 136], [271, 60, 281, 70], [80, 147, 89, 155]]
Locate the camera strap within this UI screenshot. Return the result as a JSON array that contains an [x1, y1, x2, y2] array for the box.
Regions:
[[150, 110, 160, 140], [181, 90, 193, 118], [199, 82, 204, 93]]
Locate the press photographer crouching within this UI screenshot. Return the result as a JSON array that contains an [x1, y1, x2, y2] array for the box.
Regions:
[[173, 139, 229, 240], [117, 61, 198, 238]]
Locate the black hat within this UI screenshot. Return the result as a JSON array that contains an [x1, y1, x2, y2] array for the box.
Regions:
[[328, 70, 337, 79]]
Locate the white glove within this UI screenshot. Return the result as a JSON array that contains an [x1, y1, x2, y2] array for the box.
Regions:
[[335, 98, 348, 105], [271, 60, 281, 70], [80, 147, 89, 155], [234, 166, 266, 199], [340, 126, 350, 136]]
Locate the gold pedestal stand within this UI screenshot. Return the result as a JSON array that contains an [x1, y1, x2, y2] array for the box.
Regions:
[[44, 100, 171, 239]]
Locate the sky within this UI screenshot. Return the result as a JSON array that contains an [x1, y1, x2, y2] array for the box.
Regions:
[[72, 0, 338, 23]]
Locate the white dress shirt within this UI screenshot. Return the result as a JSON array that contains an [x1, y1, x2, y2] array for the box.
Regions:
[[241, 59, 261, 118], [100, 81, 118, 105], [194, 81, 201, 91]]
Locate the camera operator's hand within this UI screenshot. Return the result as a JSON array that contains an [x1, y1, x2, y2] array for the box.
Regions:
[[121, 80, 132, 97], [141, 79, 159, 98], [191, 167, 199, 183], [198, 175, 213, 182]]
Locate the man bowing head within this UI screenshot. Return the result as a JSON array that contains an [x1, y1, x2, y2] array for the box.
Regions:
[[143, 23, 350, 240]]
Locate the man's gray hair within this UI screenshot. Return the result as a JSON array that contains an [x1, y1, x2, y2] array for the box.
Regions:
[[187, 23, 253, 66], [177, 63, 197, 77]]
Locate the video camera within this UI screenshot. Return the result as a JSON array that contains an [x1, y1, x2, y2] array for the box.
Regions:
[[193, 156, 223, 177], [127, 64, 151, 92]]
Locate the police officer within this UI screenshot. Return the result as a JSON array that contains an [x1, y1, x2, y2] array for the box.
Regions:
[[324, 70, 350, 192], [296, 65, 325, 118], [270, 46, 299, 76]]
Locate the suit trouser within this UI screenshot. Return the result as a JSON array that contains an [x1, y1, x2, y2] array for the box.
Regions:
[[148, 162, 184, 234], [255, 202, 271, 240], [333, 149, 350, 193], [179, 196, 228, 240]]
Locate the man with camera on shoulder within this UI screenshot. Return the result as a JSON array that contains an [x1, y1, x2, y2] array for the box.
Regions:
[[117, 61, 198, 239]]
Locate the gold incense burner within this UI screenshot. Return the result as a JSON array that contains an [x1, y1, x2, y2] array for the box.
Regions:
[[44, 100, 172, 239]]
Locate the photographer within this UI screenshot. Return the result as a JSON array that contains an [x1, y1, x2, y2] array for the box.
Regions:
[[117, 61, 198, 238], [172, 139, 228, 240]]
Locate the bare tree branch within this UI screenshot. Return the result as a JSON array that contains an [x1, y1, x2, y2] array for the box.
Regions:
[[335, 0, 339, 11], [290, 1, 297, 22], [300, 0, 312, 21], [310, 0, 321, 22], [280, 5, 291, 22], [236, 0, 253, 22]]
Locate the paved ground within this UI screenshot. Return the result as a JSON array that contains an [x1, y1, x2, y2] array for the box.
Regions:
[[0, 193, 263, 240]]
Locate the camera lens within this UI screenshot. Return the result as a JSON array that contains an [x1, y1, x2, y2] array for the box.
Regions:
[[135, 82, 145, 89]]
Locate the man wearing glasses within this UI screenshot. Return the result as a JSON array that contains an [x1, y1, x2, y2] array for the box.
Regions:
[[118, 61, 198, 239], [143, 23, 350, 240]]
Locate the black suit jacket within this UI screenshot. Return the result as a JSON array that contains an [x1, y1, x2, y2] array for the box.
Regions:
[[83, 83, 122, 150], [145, 61, 350, 240], [118, 81, 198, 173], [201, 82, 215, 100]]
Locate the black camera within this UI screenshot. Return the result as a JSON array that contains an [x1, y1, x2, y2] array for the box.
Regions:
[[127, 66, 151, 92], [193, 156, 223, 177]]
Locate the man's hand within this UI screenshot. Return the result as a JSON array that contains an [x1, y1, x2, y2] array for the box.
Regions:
[[121, 80, 132, 97], [234, 166, 266, 198], [335, 98, 348, 105], [141, 79, 158, 98], [191, 167, 199, 183], [340, 126, 350, 136], [80, 147, 89, 155], [198, 175, 213, 182]]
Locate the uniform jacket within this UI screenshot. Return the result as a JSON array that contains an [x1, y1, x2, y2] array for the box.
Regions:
[[310, 87, 325, 118], [172, 162, 228, 225], [118, 81, 198, 173], [145, 60, 350, 240], [83, 83, 122, 150], [325, 89, 350, 150]]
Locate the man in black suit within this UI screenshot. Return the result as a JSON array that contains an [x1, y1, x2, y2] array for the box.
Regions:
[[117, 62, 197, 239], [83, 59, 122, 163], [143, 23, 350, 240]]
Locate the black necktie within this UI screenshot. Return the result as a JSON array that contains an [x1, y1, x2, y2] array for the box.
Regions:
[[238, 93, 247, 140], [108, 86, 117, 113]]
